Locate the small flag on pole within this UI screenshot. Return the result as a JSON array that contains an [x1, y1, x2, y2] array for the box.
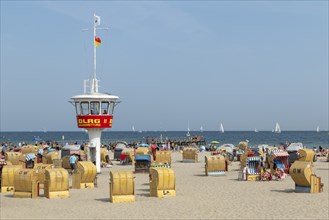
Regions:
[[95, 15, 100, 26], [95, 36, 101, 47]]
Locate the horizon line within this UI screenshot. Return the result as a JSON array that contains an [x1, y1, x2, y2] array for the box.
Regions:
[[1, 130, 328, 132]]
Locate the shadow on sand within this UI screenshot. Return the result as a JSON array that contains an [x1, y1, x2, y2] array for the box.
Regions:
[[193, 174, 206, 177], [94, 198, 110, 203], [229, 178, 242, 181], [136, 192, 150, 197], [3, 194, 14, 198], [271, 189, 295, 193], [136, 188, 149, 192]]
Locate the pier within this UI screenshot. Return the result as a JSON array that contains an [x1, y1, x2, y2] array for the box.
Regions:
[[106, 135, 207, 149]]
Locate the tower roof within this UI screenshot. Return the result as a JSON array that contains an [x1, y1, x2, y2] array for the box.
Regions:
[[71, 92, 119, 101]]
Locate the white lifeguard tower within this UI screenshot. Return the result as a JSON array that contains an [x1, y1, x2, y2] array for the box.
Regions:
[[70, 14, 120, 173]]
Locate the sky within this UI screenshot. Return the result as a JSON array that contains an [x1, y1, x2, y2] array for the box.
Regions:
[[1, 1, 328, 132]]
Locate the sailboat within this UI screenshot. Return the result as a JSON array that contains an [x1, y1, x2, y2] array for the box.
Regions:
[[132, 126, 135, 132], [200, 126, 204, 133], [186, 127, 191, 137], [186, 121, 191, 137], [220, 123, 224, 133], [316, 126, 320, 133], [274, 122, 281, 133], [254, 128, 258, 133]]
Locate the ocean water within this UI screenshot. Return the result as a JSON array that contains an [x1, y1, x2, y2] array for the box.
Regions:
[[0, 131, 328, 149]]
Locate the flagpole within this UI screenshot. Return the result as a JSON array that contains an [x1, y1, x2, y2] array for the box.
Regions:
[[93, 13, 97, 93]]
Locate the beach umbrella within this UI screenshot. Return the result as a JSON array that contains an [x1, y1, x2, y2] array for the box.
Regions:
[[26, 153, 36, 161], [286, 143, 303, 152], [217, 144, 234, 154], [139, 143, 149, 147], [115, 143, 127, 150]]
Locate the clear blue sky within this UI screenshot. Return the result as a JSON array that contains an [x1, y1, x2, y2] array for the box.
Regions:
[[1, 1, 328, 132]]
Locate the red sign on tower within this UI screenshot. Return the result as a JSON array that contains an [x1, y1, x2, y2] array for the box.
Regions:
[[76, 115, 113, 128]]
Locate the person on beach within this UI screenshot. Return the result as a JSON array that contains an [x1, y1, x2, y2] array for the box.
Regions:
[[151, 144, 157, 160], [26, 158, 34, 169], [243, 166, 248, 180], [1, 145, 6, 156], [37, 148, 43, 163], [70, 153, 78, 173]]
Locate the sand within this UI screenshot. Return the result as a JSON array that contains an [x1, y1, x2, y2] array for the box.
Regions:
[[1, 151, 328, 220]]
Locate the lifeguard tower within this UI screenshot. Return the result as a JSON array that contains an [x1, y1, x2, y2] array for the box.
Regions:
[[70, 14, 120, 173]]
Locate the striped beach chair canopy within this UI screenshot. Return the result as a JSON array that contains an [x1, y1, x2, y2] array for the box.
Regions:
[[272, 150, 289, 157], [247, 157, 261, 161], [26, 153, 36, 161]]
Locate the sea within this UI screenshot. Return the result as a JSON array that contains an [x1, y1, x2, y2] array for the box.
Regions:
[[0, 131, 328, 149]]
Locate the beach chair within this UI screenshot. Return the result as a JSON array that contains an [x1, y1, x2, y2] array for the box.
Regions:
[[205, 155, 227, 176], [182, 148, 198, 163], [150, 168, 176, 198], [72, 161, 97, 189], [1, 165, 23, 193], [13, 169, 39, 198], [44, 168, 70, 199], [289, 161, 324, 193], [155, 151, 172, 166], [269, 150, 289, 174], [109, 170, 135, 203], [246, 157, 261, 181], [134, 155, 151, 173]]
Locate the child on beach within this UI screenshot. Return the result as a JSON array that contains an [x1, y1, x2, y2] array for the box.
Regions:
[[70, 154, 78, 173]]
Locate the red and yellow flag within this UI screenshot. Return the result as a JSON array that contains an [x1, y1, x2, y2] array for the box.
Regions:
[[95, 36, 101, 47]]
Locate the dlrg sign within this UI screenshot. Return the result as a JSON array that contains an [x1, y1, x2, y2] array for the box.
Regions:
[[76, 115, 113, 128]]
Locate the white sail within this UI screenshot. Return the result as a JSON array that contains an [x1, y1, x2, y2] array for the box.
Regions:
[[316, 126, 320, 132], [132, 126, 135, 132], [274, 122, 281, 133], [220, 123, 224, 133], [186, 127, 191, 137], [200, 126, 203, 132], [186, 121, 191, 137], [254, 128, 258, 133]]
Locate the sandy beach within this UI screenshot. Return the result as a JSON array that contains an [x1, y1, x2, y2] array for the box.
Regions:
[[1, 151, 328, 220]]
